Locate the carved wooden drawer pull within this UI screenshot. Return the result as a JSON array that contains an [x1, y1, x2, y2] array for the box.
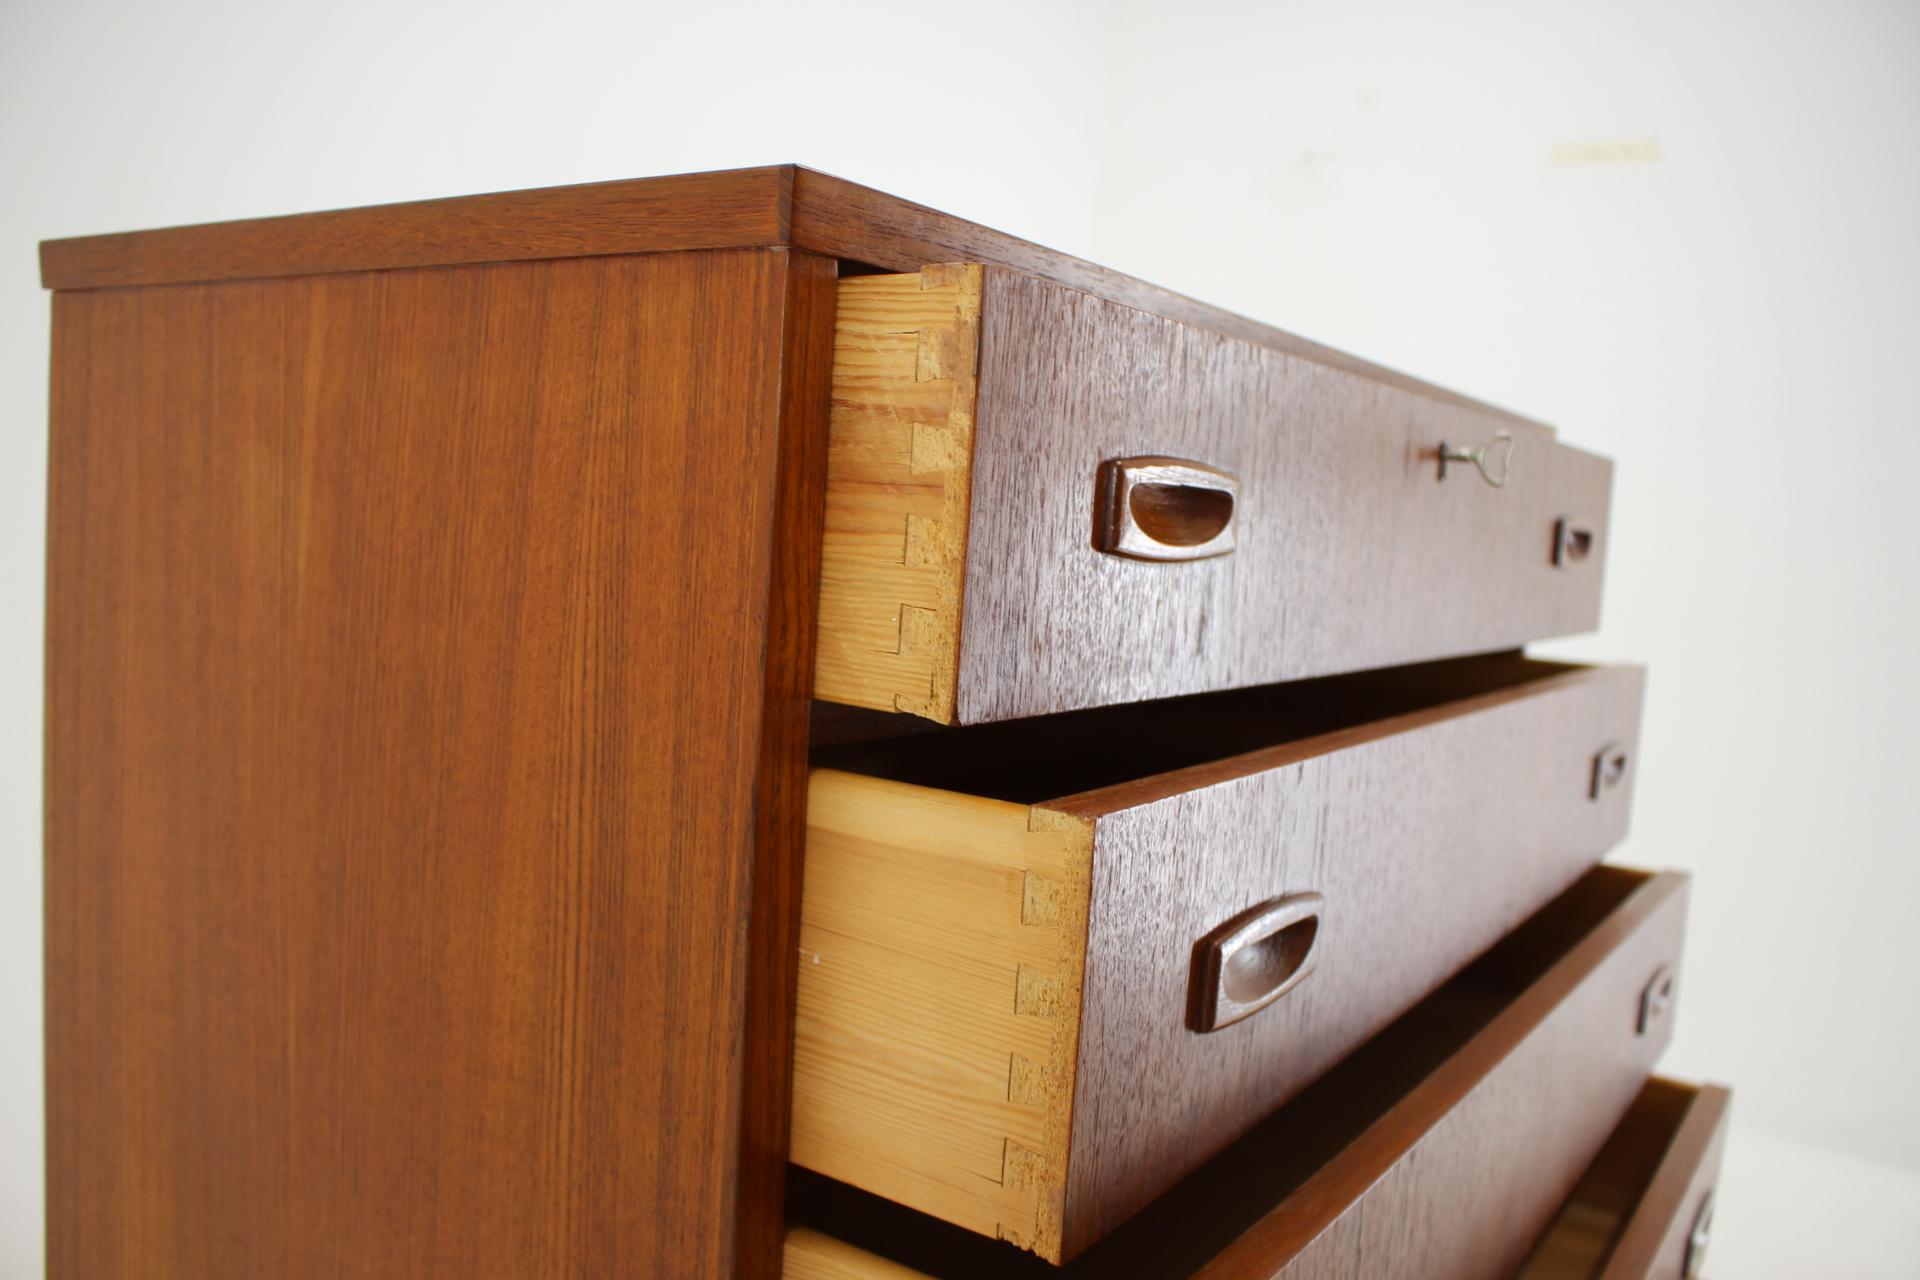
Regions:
[[1190, 893, 1325, 1032], [1097, 456, 1239, 561]]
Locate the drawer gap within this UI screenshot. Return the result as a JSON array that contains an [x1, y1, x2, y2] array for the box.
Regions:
[[814, 651, 1585, 804]]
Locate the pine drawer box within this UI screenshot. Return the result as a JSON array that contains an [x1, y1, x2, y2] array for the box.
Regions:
[[785, 866, 1691, 1280], [817, 265, 1614, 725], [792, 657, 1645, 1262]]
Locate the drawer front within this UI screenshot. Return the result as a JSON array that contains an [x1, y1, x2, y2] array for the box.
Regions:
[[1196, 871, 1688, 1280], [792, 662, 1645, 1262], [814, 267, 1612, 725], [1054, 665, 1644, 1255], [784, 868, 1690, 1280]]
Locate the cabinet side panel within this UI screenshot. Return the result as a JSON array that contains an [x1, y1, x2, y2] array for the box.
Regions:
[[45, 249, 813, 1278]]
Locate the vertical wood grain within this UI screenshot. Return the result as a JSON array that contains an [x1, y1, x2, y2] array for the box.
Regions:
[[45, 247, 829, 1278]]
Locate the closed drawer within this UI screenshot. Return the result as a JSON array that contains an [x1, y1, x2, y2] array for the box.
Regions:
[[786, 865, 1689, 1279], [1518, 1079, 1731, 1280], [793, 657, 1645, 1262], [815, 266, 1613, 724]]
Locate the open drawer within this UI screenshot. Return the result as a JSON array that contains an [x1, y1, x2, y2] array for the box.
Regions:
[[815, 266, 1613, 724], [786, 865, 1689, 1278], [1519, 1079, 1731, 1280], [793, 656, 1645, 1262]]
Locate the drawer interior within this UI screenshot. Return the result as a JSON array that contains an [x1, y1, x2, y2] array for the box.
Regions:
[[786, 865, 1656, 1279], [1517, 1079, 1722, 1279], [812, 651, 1587, 802]]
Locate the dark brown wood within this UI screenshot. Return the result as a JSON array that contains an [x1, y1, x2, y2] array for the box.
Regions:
[[783, 866, 1691, 1280], [1192, 869, 1688, 1279], [40, 166, 1548, 433], [1050, 663, 1646, 1256], [1596, 1082, 1730, 1278], [787, 170, 1542, 424], [1514, 1081, 1701, 1278], [38, 166, 792, 291], [45, 246, 831, 1279], [807, 656, 1646, 1259], [951, 266, 1611, 722], [734, 248, 840, 1278]]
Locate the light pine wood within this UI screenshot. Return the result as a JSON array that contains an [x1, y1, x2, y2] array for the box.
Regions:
[[791, 770, 1093, 1258], [793, 660, 1645, 1262], [813, 266, 981, 720], [785, 1227, 932, 1280]]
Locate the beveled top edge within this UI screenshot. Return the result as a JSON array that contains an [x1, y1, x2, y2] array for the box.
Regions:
[[39, 163, 1545, 429]]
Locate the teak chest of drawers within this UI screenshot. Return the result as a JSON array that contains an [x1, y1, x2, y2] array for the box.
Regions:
[[41, 165, 1728, 1279]]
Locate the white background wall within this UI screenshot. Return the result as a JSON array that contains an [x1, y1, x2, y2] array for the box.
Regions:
[[4, 1, 1918, 1275]]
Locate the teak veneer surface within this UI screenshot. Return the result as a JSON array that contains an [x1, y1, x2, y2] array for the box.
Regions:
[[45, 246, 836, 1279], [784, 867, 1689, 1279], [40, 165, 1544, 431], [794, 659, 1645, 1261]]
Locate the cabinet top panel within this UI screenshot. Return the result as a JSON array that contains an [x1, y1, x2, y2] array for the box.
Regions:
[[39, 164, 1540, 428]]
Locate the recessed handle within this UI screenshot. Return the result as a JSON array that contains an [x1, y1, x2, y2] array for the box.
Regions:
[[1097, 456, 1238, 561], [1637, 963, 1675, 1035], [1189, 893, 1324, 1032], [1554, 517, 1596, 567], [1591, 741, 1630, 799]]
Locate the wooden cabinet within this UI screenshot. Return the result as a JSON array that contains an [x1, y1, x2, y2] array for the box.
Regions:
[[40, 166, 1729, 1279]]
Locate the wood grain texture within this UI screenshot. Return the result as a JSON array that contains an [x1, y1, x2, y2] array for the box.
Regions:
[[1596, 1083, 1730, 1279], [791, 772, 1093, 1259], [39, 166, 792, 290], [785, 1227, 929, 1280], [793, 661, 1645, 1261], [45, 246, 832, 1279], [954, 266, 1612, 723], [42, 165, 1551, 440], [1052, 664, 1645, 1256], [1193, 871, 1689, 1280], [786, 169, 1547, 428], [813, 266, 980, 719], [780, 867, 1690, 1280], [1516, 1080, 1731, 1280], [736, 248, 842, 1278]]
